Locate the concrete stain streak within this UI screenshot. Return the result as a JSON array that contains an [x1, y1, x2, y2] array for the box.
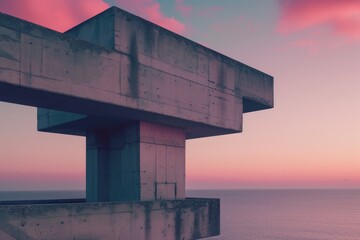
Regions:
[[174, 209, 182, 240], [208, 201, 220, 236], [218, 61, 227, 91], [191, 210, 201, 240], [144, 22, 155, 57], [144, 201, 152, 239], [129, 33, 139, 98]]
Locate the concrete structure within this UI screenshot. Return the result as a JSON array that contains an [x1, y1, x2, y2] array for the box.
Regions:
[[0, 6, 273, 240]]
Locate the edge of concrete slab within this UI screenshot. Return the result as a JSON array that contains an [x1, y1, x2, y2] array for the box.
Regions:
[[0, 198, 220, 240]]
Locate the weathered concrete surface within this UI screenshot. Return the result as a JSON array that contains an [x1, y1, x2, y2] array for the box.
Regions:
[[0, 7, 273, 139], [0, 198, 219, 240], [0, 6, 274, 239], [86, 121, 185, 202], [66, 7, 273, 113]]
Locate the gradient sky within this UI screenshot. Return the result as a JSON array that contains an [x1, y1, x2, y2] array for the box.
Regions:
[[0, 0, 359, 190]]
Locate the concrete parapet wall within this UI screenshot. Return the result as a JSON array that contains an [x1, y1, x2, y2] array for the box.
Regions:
[[0, 198, 220, 240]]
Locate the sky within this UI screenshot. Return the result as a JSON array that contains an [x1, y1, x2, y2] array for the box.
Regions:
[[0, 0, 359, 190]]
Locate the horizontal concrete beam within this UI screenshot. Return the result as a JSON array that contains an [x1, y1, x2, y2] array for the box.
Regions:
[[0, 7, 273, 138], [66, 7, 273, 112], [0, 198, 220, 240]]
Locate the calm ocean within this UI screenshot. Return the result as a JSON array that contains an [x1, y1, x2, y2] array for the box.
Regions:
[[1, 189, 360, 239]]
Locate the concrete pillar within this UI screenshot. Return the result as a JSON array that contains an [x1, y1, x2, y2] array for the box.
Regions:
[[86, 121, 185, 202]]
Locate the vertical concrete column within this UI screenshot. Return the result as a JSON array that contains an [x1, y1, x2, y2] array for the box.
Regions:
[[86, 127, 140, 202], [86, 121, 185, 202]]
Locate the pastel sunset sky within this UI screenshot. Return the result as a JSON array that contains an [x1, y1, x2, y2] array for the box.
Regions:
[[0, 0, 359, 190]]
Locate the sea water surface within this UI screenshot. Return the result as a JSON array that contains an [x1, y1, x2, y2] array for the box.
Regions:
[[188, 189, 360, 240], [1, 189, 360, 239]]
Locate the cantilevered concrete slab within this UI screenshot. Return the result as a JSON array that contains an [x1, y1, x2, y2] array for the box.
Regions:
[[0, 6, 273, 240], [38, 7, 273, 138], [0, 7, 273, 139]]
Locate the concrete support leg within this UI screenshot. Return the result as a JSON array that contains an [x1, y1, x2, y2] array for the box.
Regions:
[[86, 121, 185, 202]]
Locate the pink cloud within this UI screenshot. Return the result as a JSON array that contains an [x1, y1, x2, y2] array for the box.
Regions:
[[0, 0, 109, 32], [116, 0, 186, 34], [278, 0, 360, 40], [175, 0, 192, 17]]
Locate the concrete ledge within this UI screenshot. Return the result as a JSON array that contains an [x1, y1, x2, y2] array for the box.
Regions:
[[0, 198, 220, 240]]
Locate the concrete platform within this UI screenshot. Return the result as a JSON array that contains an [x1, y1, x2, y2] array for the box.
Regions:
[[0, 198, 219, 240]]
